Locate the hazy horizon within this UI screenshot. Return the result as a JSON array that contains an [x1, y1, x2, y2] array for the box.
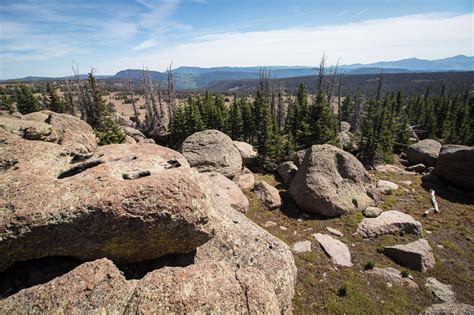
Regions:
[[1, 0, 472, 79]]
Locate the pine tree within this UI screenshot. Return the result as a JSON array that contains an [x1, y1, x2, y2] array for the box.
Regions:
[[254, 90, 277, 170], [0, 88, 15, 113], [170, 106, 187, 147], [46, 83, 67, 113], [184, 96, 204, 136], [15, 84, 41, 114], [240, 97, 254, 143], [87, 73, 125, 145], [305, 91, 338, 146], [341, 95, 353, 122], [229, 98, 243, 140]]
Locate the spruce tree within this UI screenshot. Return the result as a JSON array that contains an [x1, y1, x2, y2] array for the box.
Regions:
[[240, 97, 254, 143], [254, 90, 277, 170], [341, 95, 353, 122], [46, 83, 67, 113], [15, 84, 41, 114], [170, 106, 187, 147], [0, 88, 15, 113], [306, 91, 338, 146], [229, 98, 243, 140]]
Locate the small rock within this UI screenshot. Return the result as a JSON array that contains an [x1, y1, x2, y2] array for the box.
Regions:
[[264, 221, 277, 228], [406, 163, 426, 172], [425, 277, 456, 303], [291, 240, 312, 253], [277, 161, 298, 186], [377, 180, 399, 193], [312, 233, 352, 267], [384, 239, 435, 272], [399, 180, 412, 186], [280, 226, 288, 231], [302, 213, 310, 219], [363, 206, 383, 218], [254, 181, 281, 210], [326, 227, 343, 237], [436, 244, 443, 249]]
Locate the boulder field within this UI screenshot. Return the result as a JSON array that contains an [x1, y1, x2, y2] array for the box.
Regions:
[[0, 112, 296, 313]]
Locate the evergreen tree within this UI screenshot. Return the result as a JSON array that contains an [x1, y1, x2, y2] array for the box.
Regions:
[[254, 90, 277, 170], [15, 84, 41, 114], [341, 95, 353, 122], [0, 88, 15, 113], [184, 96, 204, 136], [240, 97, 254, 143], [87, 73, 125, 145], [46, 83, 67, 113], [229, 98, 243, 140], [170, 106, 187, 147], [305, 91, 338, 146]]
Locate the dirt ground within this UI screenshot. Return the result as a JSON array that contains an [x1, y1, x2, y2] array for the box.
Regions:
[[245, 161, 473, 314]]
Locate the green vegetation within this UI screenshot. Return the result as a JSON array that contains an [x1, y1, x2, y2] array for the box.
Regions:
[[15, 84, 41, 114], [45, 83, 67, 113]]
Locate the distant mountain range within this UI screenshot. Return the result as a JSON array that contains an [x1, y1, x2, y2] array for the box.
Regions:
[[4, 55, 473, 89]]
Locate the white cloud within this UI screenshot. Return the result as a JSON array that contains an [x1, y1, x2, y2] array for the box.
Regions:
[[133, 39, 159, 50], [101, 12, 473, 73]]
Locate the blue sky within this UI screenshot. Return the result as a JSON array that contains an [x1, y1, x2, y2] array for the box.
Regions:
[[0, 0, 472, 79]]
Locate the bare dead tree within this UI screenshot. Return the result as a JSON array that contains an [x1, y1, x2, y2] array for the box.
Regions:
[[167, 62, 175, 126], [337, 69, 346, 132], [326, 58, 340, 104], [259, 68, 271, 96], [128, 77, 140, 126], [64, 78, 76, 116], [317, 54, 326, 93], [71, 64, 94, 125]]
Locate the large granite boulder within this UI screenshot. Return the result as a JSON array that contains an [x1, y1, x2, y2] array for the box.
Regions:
[[434, 145, 474, 192], [0, 258, 280, 314], [357, 210, 422, 238], [289, 144, 375, 217], [195, 189, 297, 313], [384, 239, 435, 272], [406, 139, 441, 167], [233, 141, 257, 167], [202, 171, 249, 213], [181, 130, 242, 177], [0, 124, 218, 271]]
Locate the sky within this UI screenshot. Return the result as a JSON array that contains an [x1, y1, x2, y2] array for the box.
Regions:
[[0, 0, 473, 79]]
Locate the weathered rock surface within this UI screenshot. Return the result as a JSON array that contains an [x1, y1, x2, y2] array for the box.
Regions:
[[377, 180, 399, 193], [313, 233, 352, 267], [365, 267, 419, 289], [363, 206, 383, 218], [127, 261, 279, 314], [375, 164, 412, 174], [425, 277, 456, 303], [0, 258, 280, 314], [202, 171, 249, 213], [233, 167, 255, 190], [338, 130, 357, 151], [406, 139, 441, 167], [421, 303, 474, 315], [254, 181, 281, 210], [0, 110, 96, 157], [277, 161, 298, 186], [357, 210, 422, 238], [434, 145, 474, 192], [0, 258, 134, 313], [289, 144, 375, 217], [233, 141, 257, 167], [384, 239, 435, 272], [195, 194, 297, 313], [291, 240, 312, 253], [181, 129, 242, 177], [0, 127, 217, 271], [341, 121, 351, 132]]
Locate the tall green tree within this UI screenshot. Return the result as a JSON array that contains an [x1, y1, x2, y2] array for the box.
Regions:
[[46, 83, 67, 113], [15, 84, 41, 114], [229, 98, 243, 140], [340, 95, 353, 122], [0, 88, 15, 113]]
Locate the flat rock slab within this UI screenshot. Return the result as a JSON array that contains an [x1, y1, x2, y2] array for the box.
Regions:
[[425, 277, 456, 303], [291, 240, 312, 253], [357, 210, 422, 239], [312, 233, 352, 267], [421, 303, 474, 315], [384, 239, 435, 272], [254, 181, 281, 210], [325, 227, 343, 237], [365, 267, 419, 289]]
